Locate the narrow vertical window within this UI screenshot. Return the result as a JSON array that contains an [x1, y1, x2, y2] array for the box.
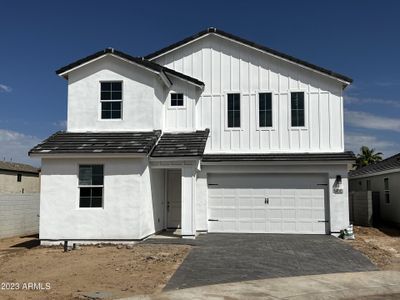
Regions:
[[291, 92, 305, 127], [79, 165, 104, 208], [227, 93, 240, 128], [17, 174, 22, 182], [259, 93, 272, 127], [384, 177, 390, 204], [366, 180, 371, 191], [101, 82, 122, 119], [171, 93, 184, 107]]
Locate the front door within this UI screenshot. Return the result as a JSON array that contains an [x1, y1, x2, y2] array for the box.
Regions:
[[167, 170, 181, 228]]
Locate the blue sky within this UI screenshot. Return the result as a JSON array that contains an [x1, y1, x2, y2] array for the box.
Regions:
[[0, 0, 399, 166]]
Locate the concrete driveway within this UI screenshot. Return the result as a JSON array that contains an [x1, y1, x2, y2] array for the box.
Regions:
[[148, 233, 377, 290]]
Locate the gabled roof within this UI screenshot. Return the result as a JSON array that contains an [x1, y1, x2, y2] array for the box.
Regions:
[[349, 153, 400, 178], [150, 129, 209, 158], [29, 131, 161, 155], [202, 152, 356, 162], [145, 27, 352, 85], [0, 161, 39, 174], [56, 48, 204, 88]]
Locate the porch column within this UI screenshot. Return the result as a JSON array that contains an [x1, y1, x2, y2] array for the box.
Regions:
[[181, 165, 196, 238]]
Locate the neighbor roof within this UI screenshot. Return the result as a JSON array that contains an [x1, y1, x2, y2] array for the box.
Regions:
[[151, 129, 209, 157], [56, 48, 204, 87], [202, 152, 356, 162], [29, 131, 161, 155], [145, 27, 353, 85], [349, 153, 400, 178], [0, 161, 39, 174]]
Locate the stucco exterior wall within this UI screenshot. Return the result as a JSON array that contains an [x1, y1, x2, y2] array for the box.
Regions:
[[0, 170, 39, 194], [40, 157, 163, 241], [349, 172, 400, 224]]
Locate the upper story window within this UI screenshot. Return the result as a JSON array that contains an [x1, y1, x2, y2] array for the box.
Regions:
[[259, 93, 272, 127], [171, 93, 184, 107], [101, 82, 122, 119], [79, 165, 104, 208], [227, 93, 240, 128], [17, 174, 22, 182], [291, 92, 305, 127], [384, 177, 390, 204]]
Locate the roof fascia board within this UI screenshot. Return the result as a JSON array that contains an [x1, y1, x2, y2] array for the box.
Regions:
[[166, 72, 205, 89], [149, 32, 350, 86], [201, 160, 354, 166], [349, 168, 400, 179]]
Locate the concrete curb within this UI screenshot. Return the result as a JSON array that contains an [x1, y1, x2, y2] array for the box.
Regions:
[[121, 271, 400, 300]]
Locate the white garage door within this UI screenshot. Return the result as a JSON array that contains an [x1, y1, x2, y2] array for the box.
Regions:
[[208, 173, 328, 234]]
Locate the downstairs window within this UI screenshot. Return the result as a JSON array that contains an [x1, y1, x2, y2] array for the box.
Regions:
[[79, 165, 104, 208]]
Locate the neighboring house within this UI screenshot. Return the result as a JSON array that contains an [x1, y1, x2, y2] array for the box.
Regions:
[[29, 28, 355, 243], [0, 161, 40, 194], [0, 161, 40, 238], [349, 153, 400, 226]]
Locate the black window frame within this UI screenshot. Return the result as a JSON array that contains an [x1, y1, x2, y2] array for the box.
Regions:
[[291, 92, 305, 127], [78, 165, 104, 208], [170, 93, 184, 107], [100, 81, 122, 120], [384, 177, 390, 204], [17, 173, 22, 182], [227, 93, 241, 128], [258, 92, 273, 128]]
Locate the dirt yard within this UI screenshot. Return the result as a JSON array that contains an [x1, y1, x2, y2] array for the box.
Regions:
[[346, 226, 400, 270], [0, 236, 190, 300]]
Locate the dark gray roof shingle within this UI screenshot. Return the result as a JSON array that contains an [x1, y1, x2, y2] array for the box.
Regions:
[[151, 129, 209, 157], [0, 161, 39, 174], [349, 153, 400, 178], [202, 152, 356, 162], [29, 131, 161, 155]]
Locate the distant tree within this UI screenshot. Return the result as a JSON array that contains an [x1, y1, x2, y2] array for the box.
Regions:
[[355, 146, 383, 169]]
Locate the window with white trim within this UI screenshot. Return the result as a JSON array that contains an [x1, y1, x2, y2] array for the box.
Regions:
[[259, 93, 272, 127], [227, 93, 240, 128], [79, 165, 104, 208], [384, 177, 390, 204], [291, 92, 305, 127], [171, 93, 184, 107], [101, 82, 122, 119]]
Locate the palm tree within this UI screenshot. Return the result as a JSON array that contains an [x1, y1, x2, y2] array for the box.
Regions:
[[355, 146, 383, 169]]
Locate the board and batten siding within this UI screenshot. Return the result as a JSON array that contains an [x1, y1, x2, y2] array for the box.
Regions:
[[153, 35, 344, 153]]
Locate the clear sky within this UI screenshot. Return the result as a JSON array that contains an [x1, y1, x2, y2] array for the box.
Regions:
[[0, 0, 399, 166]]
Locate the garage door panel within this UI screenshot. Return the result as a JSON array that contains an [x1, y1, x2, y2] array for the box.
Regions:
[[208, 173, 328, 234]]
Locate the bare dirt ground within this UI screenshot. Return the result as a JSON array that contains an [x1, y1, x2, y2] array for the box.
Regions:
[[0, 235, 190, 300], [346, 226, 400, 270]]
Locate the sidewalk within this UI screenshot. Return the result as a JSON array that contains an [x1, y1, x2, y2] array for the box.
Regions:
[[123, 271, 400, 300]]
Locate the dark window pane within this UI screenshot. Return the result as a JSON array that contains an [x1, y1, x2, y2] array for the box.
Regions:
[[111, 82, 122, 91], [228, 94, 234, 110], [92, 175, 103, 185], [177, 99, 183, 106], [228, 111, 234, 127], [101, 91, 111, 100], [111, 91, 122, 100], [79, 167, 92, 185], [171, 99, 177, 106], [111, 110, 121, 119], [292, 110, 298, 127], [92, 187, 103, 197], [92, 165, 103, 175], [80, 197, 91, 207], [259, 111, 266, 127], [171, 93, 183, 106], [259, 94, 266, 111], [298, 111, 304, 126], [101, 82, 111, 91], [265, 112, 272, 127], [102, 102, 111, 110], [102, 110, 111, 119], [80, 187, 91, 197], [234, 111, 240, 127], [234, 94, 240, 110], [91, 197, 103, 207], [112, 101, 121, 110]]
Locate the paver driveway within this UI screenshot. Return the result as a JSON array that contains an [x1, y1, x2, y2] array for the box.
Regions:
[[153, 234, 377, 290]]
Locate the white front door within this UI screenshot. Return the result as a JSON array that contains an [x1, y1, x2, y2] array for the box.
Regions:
[[167, 170, 181, 228], [208, 173, 328, 234]]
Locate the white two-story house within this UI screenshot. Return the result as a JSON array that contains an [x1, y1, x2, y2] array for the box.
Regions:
[[30, 28, 355, 243]]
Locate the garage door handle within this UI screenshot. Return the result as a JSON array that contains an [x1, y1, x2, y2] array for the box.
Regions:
[[208, 219, 219, 222]]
